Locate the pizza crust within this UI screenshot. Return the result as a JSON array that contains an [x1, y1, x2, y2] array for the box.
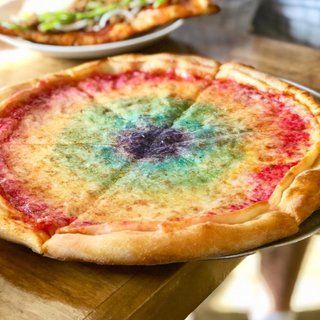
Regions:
[[0, 0, 219, 46], [43, 210, 298, 265], [279, 165, 320, 223], [0, 198, 47, 253], [0, 54, 319, 264]]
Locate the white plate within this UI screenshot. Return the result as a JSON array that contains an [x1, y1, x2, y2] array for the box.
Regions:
[[0, 0, 183, 59]]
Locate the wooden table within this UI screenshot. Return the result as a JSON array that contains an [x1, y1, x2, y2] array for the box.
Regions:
[[0, 13, 319, 320]]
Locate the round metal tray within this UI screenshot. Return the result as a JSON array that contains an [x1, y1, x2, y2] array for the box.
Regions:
[[208, 79, 320, 260]]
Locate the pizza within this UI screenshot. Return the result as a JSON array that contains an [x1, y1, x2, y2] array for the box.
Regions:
[[0, 54, 319, 265], [0, 0, 218, 45]]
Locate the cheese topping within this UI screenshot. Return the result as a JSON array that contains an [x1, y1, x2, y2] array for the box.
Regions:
[[0, 71, 314, 234]]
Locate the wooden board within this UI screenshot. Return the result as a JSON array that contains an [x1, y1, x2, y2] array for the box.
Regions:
[[0, 239, 241, 320], [0, 9, 320, 320]]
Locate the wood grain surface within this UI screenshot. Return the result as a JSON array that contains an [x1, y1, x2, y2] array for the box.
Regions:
[[0, 239, 241, 320], [0, 6, 319, 320]]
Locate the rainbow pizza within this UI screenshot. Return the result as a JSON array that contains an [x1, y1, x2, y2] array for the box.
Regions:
[[0, 54, 319, 264]]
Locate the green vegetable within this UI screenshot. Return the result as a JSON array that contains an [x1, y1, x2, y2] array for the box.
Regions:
[[39, 11, 75, 23], [75, 4, 118, 20], [0, 21, 28, 30], [38, 21, 61, 32], [121, 0, 132, 6], [55, 12, 76, 24], [37, 11, 78, 32], [21, 0, 156, 33], [153, 0, 169, 8], [134, 0, 147, 6], [85, 0, 102, 10]]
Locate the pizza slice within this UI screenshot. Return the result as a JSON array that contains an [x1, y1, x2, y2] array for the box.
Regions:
[[0, 0, 219, 45]]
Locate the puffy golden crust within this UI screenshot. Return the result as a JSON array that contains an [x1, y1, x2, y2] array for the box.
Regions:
[[0, 54, 319, 264], [0, 198, 48, 253], [279, 166, 320, 223], [0, 217, 46, 253], [0, 0, 219, 46], [67, 53, 220, 80], [43, 211, 298, 265]]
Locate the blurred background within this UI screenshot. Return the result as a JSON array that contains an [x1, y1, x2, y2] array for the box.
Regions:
[[193, 237, 320, 320]]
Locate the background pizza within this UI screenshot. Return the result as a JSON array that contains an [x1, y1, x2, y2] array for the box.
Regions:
[[0, 0, 219, 45], [0, 54, 319, 264]]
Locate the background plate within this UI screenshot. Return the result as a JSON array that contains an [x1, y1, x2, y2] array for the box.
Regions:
[[0, 0, 184, 59]]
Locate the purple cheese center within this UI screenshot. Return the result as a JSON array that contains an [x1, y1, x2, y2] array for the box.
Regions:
[[116, 126, 189, 160]]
